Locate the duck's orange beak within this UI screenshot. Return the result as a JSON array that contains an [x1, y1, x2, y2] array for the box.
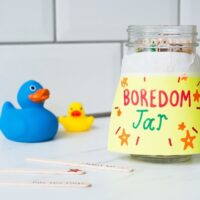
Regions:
[[71, 110, 81, 117], [29, 89, 50, 103]]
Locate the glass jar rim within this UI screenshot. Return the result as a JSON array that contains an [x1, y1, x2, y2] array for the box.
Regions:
[[127, 25, 197, 35], [127, 25, 199, 49]]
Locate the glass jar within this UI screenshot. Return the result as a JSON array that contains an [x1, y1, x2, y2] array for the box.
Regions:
[[128, 25, 198, 163], [108, 25, 200, 163]]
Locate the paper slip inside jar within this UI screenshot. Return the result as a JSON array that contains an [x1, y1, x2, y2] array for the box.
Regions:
[[108, 52, 200, 155]]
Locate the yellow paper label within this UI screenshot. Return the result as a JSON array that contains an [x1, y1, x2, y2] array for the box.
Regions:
[[108, 76, 200, 155]]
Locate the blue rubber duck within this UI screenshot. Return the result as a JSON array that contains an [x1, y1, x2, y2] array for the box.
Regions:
[[0, 80, 58, 142]]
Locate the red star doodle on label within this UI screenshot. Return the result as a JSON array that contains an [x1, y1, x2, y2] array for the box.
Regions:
[[118, 129, 130, 146], [193, 89, 200, 102], [178, 122, 186, 131], [181, 130, 196, 150], [114, 107, 122, 117], [121, 77, 128, 88], [181, 75, 188, 81], [117, 109, 122, 116]]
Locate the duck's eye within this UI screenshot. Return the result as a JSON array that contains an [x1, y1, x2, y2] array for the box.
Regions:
[[70, 107, 73, 111], [80, 107, 83, 110], [29, 85, 36, 92]]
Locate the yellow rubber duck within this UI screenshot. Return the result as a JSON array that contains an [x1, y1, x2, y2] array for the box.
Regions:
[[58, 102, 94, 132]]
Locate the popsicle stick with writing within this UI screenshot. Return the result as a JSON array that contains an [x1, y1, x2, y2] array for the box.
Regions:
[[27, 157, 134, 173], [0, 180, 91, 188], [0, 168, 85, 175]]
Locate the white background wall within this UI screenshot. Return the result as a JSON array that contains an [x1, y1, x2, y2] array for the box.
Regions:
[[0, 0, 198, 115]]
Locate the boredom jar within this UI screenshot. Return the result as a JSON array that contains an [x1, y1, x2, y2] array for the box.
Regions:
[[108, 25, 200, 163]]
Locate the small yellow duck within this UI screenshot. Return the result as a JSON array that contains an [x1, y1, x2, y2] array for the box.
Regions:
[[58, 102, 94, 132]]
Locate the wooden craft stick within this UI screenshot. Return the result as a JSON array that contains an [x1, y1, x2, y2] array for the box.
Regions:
[[0, 180, 91, 188], [0, 168, 85, 175], [27, 158, 134, 173]]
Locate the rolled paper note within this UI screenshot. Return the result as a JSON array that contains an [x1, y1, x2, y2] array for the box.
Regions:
[[27, 158, 134, 173], [137, 38, 193, 53]]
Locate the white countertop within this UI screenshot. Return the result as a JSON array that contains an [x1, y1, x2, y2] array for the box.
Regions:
[[0, 117, 200, 200]]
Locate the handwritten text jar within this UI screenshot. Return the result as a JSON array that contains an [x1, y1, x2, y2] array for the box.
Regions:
[[108, 26, 200, 163]]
